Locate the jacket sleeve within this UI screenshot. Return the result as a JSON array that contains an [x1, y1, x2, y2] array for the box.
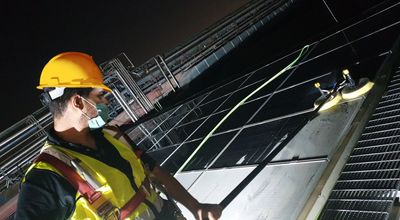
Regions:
[[14, 168, 76, 220], [133, 148, 157, 171]]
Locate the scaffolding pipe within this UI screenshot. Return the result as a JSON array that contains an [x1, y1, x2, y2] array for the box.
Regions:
[[0, 112, 51, 149], [156, 55, 180, 88], [114, 59, 153, 112], [112, 62, 149, 114], [154, 57, 176, 92], [112, 90, 138, 122]]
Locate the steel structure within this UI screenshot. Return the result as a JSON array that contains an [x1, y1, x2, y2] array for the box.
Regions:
[[0, 0, 295, 218], [1, 0, 400, 219], [98, 0, 295, 122]]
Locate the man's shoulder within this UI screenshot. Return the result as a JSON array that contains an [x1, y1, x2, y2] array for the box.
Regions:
[[23, 167, 76, 195], [16, 168, 77, 219]]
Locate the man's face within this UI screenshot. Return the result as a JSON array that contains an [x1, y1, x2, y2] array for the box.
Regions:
[[79, 88, 110, 121], [87, 88, 109, 105]]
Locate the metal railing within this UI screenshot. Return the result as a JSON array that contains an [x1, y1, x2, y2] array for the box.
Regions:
[[0, 0, 295, 196]]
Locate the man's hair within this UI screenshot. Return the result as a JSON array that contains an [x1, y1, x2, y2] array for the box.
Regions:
[[46, 88, 93, 118]]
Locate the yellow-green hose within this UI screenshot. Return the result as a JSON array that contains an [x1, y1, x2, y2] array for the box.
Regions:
[[176, 45, 310, 173]]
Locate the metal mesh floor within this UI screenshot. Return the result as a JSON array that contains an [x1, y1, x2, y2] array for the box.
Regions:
[[319, 69, 400, 220]]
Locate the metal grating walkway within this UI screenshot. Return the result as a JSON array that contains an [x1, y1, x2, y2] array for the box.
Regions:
[[319, 69, 400, 220]]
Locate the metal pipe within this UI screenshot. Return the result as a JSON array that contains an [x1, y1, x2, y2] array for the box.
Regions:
[[0, 112, 51, 148], [112, 90, 138, 122], [121, 62, 154, 111], [154, 57, 176, 92], [266, 156, 329, 167], [112, 63, 149, 114], [156, 55, 180, 88], [1, 125, 48, 165], [0, 136, 46, 181], [1, 133, 45, 167], [115, 59, 153, 112], [120, 52, 135, 68], [130, 78, 153, 112]]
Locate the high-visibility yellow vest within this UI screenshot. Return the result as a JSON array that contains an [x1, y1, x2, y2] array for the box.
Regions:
[[25, 131, 161, 219]]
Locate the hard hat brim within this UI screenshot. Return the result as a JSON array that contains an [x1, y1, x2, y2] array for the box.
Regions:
[[37, 84, 112, 93]]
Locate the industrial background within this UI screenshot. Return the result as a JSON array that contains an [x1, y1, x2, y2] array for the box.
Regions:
[[1, 0, 400, 219]]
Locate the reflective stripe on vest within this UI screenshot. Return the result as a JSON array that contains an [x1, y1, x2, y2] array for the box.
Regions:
[[25, 131, 162, 219]]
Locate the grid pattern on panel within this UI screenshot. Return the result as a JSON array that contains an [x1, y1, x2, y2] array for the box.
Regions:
[[319, 70, 400, 220]]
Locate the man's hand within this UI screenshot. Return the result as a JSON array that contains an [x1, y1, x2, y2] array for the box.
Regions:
[[195, 203, 223, 220], [151, 166, 223, 219]]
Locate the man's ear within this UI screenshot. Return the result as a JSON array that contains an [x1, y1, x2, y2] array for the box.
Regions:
[[71, 95, 84, 110]]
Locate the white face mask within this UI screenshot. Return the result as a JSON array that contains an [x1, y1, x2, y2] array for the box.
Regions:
[[80, 97, 110, 130]]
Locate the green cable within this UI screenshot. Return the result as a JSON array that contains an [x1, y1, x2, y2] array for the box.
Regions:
[[176, 45, 310, 174]]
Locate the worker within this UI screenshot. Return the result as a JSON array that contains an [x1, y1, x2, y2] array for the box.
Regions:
[[15, 52, 223, 220]]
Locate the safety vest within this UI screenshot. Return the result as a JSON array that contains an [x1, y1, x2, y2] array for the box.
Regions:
[[24, 131, 163, 220]]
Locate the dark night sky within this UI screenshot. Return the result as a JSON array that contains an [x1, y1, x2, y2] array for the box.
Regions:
[[0, 0, 250, 132]]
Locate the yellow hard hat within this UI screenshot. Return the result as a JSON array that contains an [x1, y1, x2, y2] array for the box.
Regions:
[[37, 52, 112, 92]]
